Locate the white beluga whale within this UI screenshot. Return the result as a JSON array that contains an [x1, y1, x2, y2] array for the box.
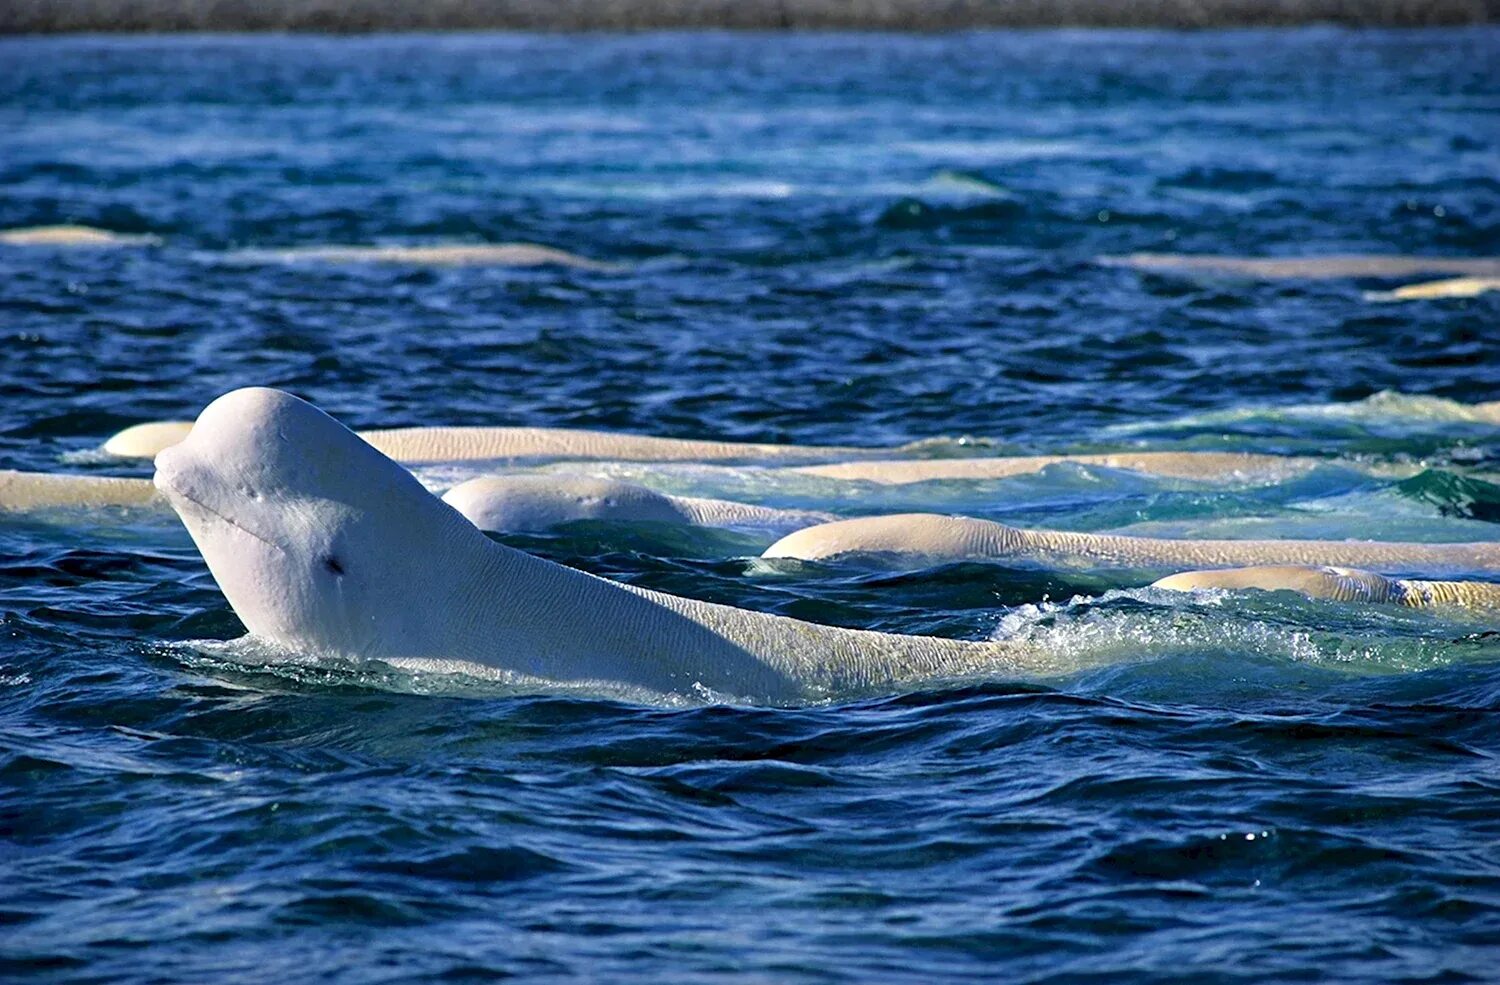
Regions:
[[0, 466, 831, 539], [0, 469, 160, 511], [1152, 565, 1500, 609], [102, 421, 197, 459], [762, 513, 1500, 576], [442, 475, 834, 533], [105, 418, 873, 464], [226, 242, 621, 271], [1097, 253, 1500, 280], [154, 388, 1091, 704], [1365, 277, 1500, 302], [0, 224, 160, 247], [0, 467, 830, 543]]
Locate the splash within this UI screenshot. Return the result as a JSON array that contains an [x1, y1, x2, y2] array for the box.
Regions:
[[170, 637, 725, 707], [991, 587, 1500, 677]]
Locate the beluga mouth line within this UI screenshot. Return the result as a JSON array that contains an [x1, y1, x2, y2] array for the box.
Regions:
[[155, 469, 287, 556]]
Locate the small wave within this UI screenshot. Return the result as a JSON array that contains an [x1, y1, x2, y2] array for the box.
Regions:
[[875, 196, 1023, 230], [1160, 165, 1280, 192], [362, 844, 568, 885], [1396, 469, 1500, 524], [168, 637, 736, 707], [1102, 390, 1500, 439], [58, 447, 130, 466]]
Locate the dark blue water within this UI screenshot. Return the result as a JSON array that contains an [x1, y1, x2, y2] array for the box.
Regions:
[[3, 29, 1500, 983]]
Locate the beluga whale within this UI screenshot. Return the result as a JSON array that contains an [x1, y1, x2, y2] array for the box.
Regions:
[[0, 224, 160, 247], [153, 388, 1085, 704], [1151, 565, 1500, 609], [762, 514, 1500, 576], [442, 475, 834, 533], [106, 418, 874, 464], [0, 469, 160, 511]]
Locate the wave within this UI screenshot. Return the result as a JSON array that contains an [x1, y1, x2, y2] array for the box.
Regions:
[[1102, 391, 1500, 440], [876, 196, 1024, 230], [170, 637, 732, 707], [992, 587, 1500, 683], [1395, 469, 1500, 524]]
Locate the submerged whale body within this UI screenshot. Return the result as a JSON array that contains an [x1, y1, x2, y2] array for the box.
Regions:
[[0, 469, 160, 511], [106, 418, 870, 464], [0, 224, 160, 247], [1098, 253, 1500, 280], [227, 242, 620, 270], [154, 388, 1082, 704], [442, 475, 834, 533], [763, 513, 1500, 576], [1365, 277, 1500, 302], [0, 467, 832, 536], [1152, 565, 1500, 608]]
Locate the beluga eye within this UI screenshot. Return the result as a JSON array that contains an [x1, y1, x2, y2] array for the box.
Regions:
[[322, 556, 346, 576]]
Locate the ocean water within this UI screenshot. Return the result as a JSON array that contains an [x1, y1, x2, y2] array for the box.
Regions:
[[3, 29, 1500, 983]]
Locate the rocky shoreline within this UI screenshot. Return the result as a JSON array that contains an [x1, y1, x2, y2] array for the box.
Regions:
[[3, 0, 1494, 33]]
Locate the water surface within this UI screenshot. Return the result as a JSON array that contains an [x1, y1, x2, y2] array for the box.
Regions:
[[2, 29, 1499, 983]]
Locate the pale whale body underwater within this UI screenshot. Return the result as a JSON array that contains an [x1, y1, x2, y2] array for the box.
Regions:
[[763, 513, 1500, 574]]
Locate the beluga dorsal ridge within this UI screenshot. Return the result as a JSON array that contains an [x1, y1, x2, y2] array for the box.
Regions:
[[154, 388, 1079, 705]]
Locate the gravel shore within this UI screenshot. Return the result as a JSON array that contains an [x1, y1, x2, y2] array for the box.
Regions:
[[3, 0, 1493, 33]]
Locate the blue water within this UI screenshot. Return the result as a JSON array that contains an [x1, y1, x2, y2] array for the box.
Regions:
[[3, 29, 1500, 983]]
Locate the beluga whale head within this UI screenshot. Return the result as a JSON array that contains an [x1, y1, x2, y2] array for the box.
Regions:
[[153, 387, 487, 661]]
